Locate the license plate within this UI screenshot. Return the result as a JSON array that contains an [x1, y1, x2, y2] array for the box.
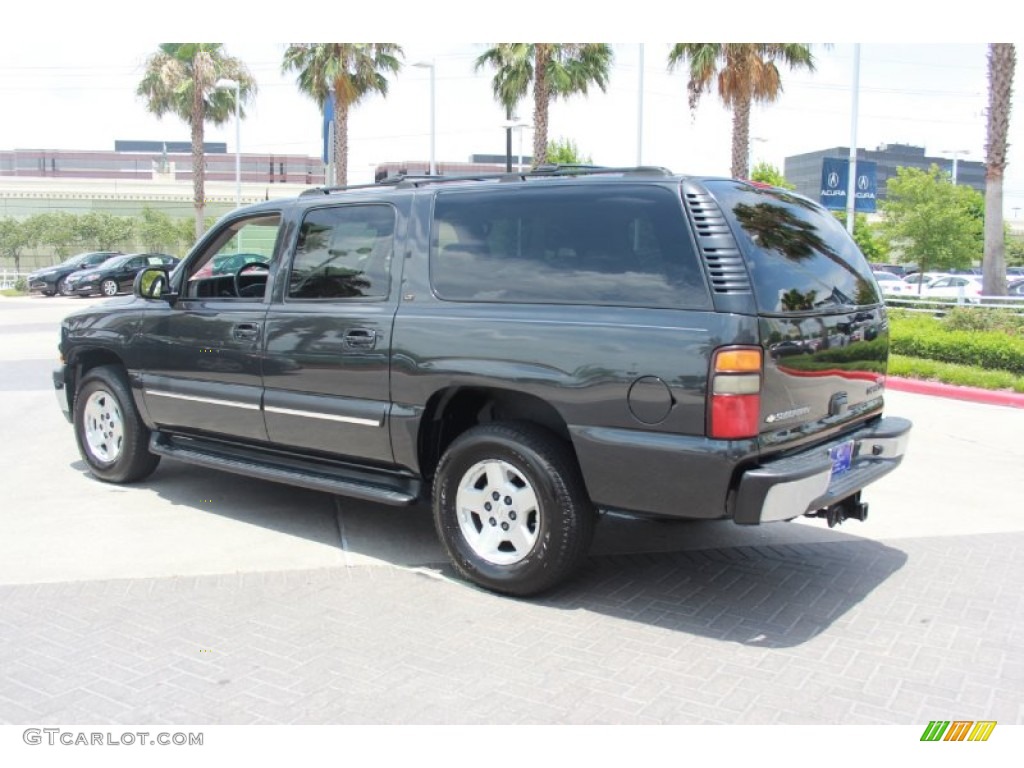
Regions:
[[829, 440, 855, 478]]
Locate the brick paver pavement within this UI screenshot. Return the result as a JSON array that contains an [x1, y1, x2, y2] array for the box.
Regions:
[[1, 532, 1020, 725]]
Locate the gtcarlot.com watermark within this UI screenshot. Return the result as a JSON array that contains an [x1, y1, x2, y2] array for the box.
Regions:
[[23, 728, 203, 747]]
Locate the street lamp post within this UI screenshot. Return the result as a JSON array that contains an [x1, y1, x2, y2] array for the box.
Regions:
[[413, 61, 436, 175], [215, 78, 241, 207], [940, 149, 969, 185], [502, 119, 531, 172]]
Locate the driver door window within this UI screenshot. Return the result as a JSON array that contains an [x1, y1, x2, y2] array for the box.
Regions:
[[184, 213, 281, 299]]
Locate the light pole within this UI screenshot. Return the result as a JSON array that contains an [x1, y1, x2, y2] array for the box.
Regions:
[[502, 119, 531, 172], [413, 61, 436, 175], [940, 149, 969, 185], [215, 78, 241, 207]]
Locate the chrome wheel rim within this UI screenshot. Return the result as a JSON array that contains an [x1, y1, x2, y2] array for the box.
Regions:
[[83, 389, 124, 463], [455, 459, 540, 565], [102, 280, 118, 297]]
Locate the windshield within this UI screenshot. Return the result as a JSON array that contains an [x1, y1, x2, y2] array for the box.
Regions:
[[97, 256, 129, 269], [705, 180, 881, 313]]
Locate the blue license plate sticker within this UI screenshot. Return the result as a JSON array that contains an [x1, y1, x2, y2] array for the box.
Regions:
[[829, 440, 855, 477]]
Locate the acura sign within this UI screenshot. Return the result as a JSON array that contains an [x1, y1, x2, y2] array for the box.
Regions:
[[820, 158, 877, 212]]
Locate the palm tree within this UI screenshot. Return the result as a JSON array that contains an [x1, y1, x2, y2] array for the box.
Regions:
[[475, 44, 613, 167], [283, 44, 403, 188], [983, 43, 1016, 297], [668, 44, 815, 179], [137, 44, 255, 239]]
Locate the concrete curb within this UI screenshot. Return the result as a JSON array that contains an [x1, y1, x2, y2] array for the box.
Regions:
[[887, 376, 1024, 409]]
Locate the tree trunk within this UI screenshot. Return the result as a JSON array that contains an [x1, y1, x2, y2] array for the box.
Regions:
[[983, 43, 1015, 296], [335, 100, 349, 187], [533, 44, 551, 168], [731, 90, 751, 179], [191, 77, 206, 241]]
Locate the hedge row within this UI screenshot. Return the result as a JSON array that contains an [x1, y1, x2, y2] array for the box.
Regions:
[[889, 314, 1024, 374]]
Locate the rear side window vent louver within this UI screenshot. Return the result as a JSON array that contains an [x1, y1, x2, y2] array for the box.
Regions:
[[683, 188, 752, 294]]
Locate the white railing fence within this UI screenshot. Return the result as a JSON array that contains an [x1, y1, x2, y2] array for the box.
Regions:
[[0, 270, 28, 290]]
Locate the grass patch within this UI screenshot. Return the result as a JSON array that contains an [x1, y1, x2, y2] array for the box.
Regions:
[[889, 354, 1024, 393], [0, 288, 27, 297]]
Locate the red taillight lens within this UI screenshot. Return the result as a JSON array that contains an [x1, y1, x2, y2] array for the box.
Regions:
[[708, 346, 762, 439]]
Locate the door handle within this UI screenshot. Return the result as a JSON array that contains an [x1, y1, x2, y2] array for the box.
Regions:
[[233, 322, 261, 341], [343, 328, 377, 349]]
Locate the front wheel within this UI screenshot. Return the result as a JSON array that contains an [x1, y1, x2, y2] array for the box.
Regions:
[[73, 365, 160, 483], [433, 422, 595, 596], [100, 279, 119, 297], [57, 278, 72, 297]]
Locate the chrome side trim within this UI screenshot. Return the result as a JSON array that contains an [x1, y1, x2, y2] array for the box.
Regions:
[[146, 390, 260, 411], [263, 405, 382, 427]]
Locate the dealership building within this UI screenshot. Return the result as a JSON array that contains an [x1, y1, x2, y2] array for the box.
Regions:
[[784, 143, 986, 204]]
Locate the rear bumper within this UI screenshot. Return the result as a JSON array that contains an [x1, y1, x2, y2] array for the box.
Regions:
[[733, 416, 912, 525]]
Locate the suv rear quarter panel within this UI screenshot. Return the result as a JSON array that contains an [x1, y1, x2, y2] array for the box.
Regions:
[[390, 190, 761, 518]]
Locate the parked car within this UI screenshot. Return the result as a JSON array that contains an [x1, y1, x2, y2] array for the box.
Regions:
[[64, 253, 180, 297], [903, 271, 941, 289], [921, 275, 985, 303], [1007, 278, 1024, 296], [871, 270, 916, 296], [53, 168, 911, 596], [27, 251, 122, 296]]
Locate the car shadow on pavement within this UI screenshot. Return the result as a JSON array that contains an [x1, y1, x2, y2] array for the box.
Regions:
[[543, 534, 908, 649], [113, 457, 910, 650]]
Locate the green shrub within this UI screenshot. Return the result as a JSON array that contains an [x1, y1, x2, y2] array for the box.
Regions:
[[889, 354, 1024, 393], [14, 277, 27, 292], [889, 316, 1024, 373], [943, 307, 1024, 337]]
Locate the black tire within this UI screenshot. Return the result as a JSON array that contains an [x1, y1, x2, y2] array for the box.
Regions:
[[73, 365, 160, 483], [100, 279, 119, 297], [433, 421, 595, 596]]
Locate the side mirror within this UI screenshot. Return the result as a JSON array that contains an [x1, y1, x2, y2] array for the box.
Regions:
[[133, 267, 175, 301]]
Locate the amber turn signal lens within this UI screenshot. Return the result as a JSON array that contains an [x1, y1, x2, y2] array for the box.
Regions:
[[714, 348, 762, 373]]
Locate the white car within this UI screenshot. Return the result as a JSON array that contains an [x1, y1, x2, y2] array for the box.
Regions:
[[872, 270, 916, 296], [920, 275, 984, 303]]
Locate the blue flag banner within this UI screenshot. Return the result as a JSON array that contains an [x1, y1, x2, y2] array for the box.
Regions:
[[820, 158, 877, 213], [322, 91, 336, 165]]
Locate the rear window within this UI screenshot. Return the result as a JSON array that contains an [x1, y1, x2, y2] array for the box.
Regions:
[[430, 184, 710, 309], [706, 181, 881, 313]]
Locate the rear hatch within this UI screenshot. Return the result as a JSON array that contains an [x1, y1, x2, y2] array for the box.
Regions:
[[704, 180, 887, 455]]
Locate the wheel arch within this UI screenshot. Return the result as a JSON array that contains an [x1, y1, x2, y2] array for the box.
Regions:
[[65, 347, 130, 414], [417, 386, 577, 484]]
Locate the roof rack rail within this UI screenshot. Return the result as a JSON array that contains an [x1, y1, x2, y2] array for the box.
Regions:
[[299, 181, 390, 197], [527, 164, 675, 177], [300, 165, 678, 196]]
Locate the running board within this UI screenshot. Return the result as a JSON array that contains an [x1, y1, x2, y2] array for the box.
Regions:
[[149, 433, 420, 506]]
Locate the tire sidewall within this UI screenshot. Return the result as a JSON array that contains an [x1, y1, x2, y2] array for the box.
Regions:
[[72, 367, 154, 483], [434, 428, 581, 595]]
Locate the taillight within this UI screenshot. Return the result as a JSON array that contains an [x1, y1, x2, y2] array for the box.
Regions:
[[708, 346, 762, 439]]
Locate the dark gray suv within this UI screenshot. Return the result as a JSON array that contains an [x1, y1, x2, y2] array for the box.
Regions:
[[53, 167, 911, 595]]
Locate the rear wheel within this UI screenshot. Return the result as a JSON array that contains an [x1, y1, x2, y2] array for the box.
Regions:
[[73, 365, 160, 483], [433, 422, 595, 596]]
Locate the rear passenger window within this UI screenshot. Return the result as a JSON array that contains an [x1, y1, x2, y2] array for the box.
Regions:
[[430, 185, 710, 309], [288, 205, 395, 300]]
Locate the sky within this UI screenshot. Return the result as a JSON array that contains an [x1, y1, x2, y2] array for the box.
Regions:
[[2, 4, 1022, 216]]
